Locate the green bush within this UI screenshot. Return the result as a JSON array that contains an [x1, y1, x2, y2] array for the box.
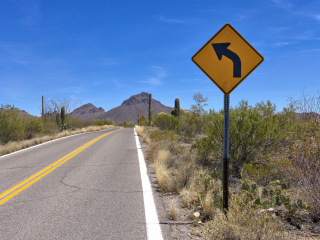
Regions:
[[150, 129, 177, 142], [61, 123, 72, 131], [43, 119, 59, 135], [192, 100, 290, 176], [0, 105, 25, 143], [23, 116, 44, 139], [153, 113, 181, 132], [91, 119, 113, 126]]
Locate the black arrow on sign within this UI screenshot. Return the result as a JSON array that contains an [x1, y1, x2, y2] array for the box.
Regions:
[[212, 42, 241, 78]]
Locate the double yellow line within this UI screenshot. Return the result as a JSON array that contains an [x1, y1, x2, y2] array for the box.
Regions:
[[0, 128, 123, 205]]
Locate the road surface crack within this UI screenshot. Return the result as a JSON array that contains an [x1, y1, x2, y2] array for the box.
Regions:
[[60, 167, 82, 191]]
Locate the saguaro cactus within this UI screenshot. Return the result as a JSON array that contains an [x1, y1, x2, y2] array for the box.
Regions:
[[149, 93, 152, 122], [175, 97, 180, 117], [171, 97, 180, 117], [61, 106, 65, 125], [42, 95, 44, 120]]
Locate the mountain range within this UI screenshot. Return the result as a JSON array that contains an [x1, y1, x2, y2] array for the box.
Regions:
[[69, 92, 173, 123]]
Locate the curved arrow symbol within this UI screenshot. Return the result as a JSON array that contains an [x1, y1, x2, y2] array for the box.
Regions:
[[212, 43, 241, 78]]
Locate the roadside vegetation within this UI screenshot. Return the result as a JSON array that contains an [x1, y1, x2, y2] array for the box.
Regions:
[[0, 104, 114, 156], [136, 91, 320, 239]]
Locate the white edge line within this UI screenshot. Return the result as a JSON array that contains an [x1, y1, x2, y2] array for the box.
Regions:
[[134, 128, 163, 240], [0, 127, 118, 159]]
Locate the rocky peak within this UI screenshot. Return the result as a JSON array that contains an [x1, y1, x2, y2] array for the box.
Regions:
[[121, 92, 150, 106], [72, 103, 105, 114]]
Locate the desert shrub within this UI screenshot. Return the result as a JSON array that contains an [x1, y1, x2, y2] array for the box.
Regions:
[[91, 120, 105, 126], [61, 123, 72, 131], [91, 119, 113, 126], [153, 113, 181, 132], [65, 117, 85, 130], [193, 100, 289, 177], [0, 105, 25, 143], [123, 121, 135, 128], [43, 119, 59, 135], [275, 91, 320, 214], [23, 116, 44, 139], [180, 93, 209, 141], [150, 129, 177, 142]]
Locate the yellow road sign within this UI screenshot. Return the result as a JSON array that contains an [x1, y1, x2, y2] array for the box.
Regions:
[[140, 115, 146, 122], [192, 23, 264, 95]]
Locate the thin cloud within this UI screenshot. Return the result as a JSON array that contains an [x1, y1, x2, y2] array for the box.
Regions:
[[269, 27, 289, 34], [233, 14, 247, 21], [271, 0, 293, 10], [141, 66, 167, 86], [300, 48, 320, 53], [56, 86, 87, 94], [111, 79, 126, 88], [273, 41, 291, 47], [157, 16, 186, 24]]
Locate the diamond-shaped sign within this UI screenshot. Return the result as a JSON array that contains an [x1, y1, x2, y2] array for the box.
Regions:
[[192, 23, 264, 95], [140, 115, 146, 122]]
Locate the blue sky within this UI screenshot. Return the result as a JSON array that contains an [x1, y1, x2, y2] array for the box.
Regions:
[[1, 0, 320, 116]]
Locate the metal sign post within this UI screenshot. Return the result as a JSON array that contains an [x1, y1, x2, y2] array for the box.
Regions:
[[223, 94, 230, 213], [191, 23, 264, 214]]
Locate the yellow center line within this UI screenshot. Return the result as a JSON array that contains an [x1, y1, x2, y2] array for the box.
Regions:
[[0, 128, 123, 205]]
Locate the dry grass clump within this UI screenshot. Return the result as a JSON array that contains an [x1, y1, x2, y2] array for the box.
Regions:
[[202, 191, 214, 219], [156, 149, 170, 166], [153, 144, 195, 193], [135, 125, 151, 145], [135, 125, 144, 136], [180, 188, 194, 208], [169, 202, 178, 220], [154, 159, 172, 191], [204, 199, 291, 240], [154, 148, 173, 191], [0, 125, 114, 156]]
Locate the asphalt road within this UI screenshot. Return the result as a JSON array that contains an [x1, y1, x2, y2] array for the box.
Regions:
[[0, 127, 149, 239]]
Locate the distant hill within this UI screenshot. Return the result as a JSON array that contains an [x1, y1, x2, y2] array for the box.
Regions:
[[68, 103, 105, 121], [69, 92, 173, 122]]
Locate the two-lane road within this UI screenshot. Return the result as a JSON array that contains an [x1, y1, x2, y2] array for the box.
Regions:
[[0, 127, 159, 239]]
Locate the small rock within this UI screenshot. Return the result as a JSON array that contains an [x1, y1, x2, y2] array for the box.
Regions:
[[193, 212, 200, 218], [267, 207, 275, 212]]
